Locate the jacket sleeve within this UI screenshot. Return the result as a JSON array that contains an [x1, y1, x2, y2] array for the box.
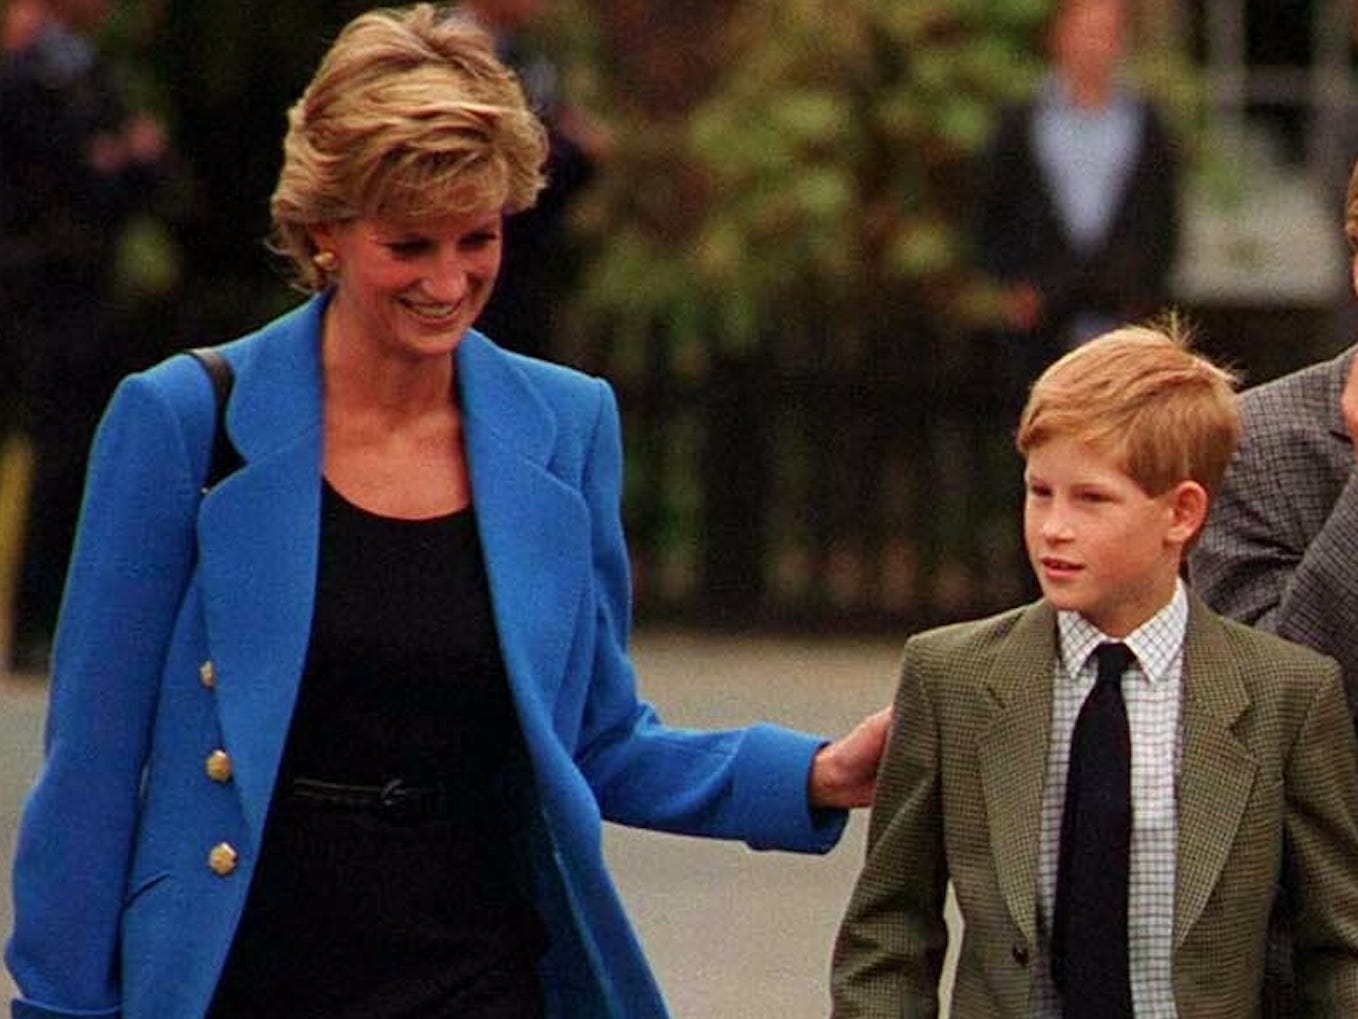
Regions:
[[568, 379, 846, 853], [6, 371, 204, 1018], [830, 641, 947, 1018], [1286, 665, 1358, 1014]]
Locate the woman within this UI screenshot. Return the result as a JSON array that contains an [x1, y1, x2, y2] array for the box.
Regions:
[[6, 6, 889, 1018]]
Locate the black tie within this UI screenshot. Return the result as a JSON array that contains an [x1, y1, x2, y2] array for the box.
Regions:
[[1052, 641, 1135, 1018]]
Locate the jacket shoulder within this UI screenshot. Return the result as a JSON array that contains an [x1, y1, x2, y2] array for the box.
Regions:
[[1240, 350, 1347, 422], [491, 346, 617, 452], [1209, 609, 1340, 677], [904, 602, 1045, 673], [499, 346, 609, 403]]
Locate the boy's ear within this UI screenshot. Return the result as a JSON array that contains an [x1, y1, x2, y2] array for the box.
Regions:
[[1165, 480, 1209, 546]]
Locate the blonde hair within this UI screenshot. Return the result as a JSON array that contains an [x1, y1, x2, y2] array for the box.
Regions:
[[1016, 318, 1241, 499], [270, 3, 548, 291]]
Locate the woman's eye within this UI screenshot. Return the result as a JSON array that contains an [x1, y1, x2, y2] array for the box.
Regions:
[[462, 230, 499, 249], [386, 240, 428, 257]]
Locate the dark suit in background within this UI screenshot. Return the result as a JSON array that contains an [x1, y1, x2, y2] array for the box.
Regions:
[[1191, 346, 1358, 1017], [1192, 347, 1358, 715], [973, 95, 1180, 388]]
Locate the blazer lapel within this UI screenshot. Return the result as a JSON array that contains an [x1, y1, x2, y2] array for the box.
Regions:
[[458, 333, 589, 730], [197, 298, 326, 846], [195, 311, 590, 841], [1173, 596, 1256, 948], [979, 603, 1059, 946]]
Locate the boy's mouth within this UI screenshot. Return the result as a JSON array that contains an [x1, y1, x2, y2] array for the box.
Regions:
[[1040, 556, 1082, 574]]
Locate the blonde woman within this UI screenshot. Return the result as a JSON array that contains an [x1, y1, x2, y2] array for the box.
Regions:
[[6, 6, 889, 1018]]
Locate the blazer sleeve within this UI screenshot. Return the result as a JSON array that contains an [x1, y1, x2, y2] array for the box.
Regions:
[[6, 370, 205, 1017], [568, 380, 846, 853], [830, 641, 947, 1018], [1285, 664, 1358, 1014], [1191, 390, 1358, 716]]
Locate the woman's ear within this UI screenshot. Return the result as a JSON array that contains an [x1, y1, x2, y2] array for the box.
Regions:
[[308, 222, 337, 255]]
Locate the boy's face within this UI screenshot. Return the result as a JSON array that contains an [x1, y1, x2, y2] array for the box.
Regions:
[[1023, 436, 1200, 637]]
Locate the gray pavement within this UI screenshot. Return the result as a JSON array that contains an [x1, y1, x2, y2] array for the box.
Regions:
[[0, 629, 959, 1017]]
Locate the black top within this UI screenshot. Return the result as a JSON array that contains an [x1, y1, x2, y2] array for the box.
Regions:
[[208, 482, 544, 1018]]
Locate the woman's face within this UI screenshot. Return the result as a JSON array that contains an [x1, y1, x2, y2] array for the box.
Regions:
[[311, 210, 503, 362]]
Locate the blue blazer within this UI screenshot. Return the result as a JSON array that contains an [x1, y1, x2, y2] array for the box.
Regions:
[[7, 294, 845, 1019]]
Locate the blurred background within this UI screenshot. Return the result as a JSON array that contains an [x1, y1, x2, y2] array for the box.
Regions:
[[2, 0, 1358, 644]]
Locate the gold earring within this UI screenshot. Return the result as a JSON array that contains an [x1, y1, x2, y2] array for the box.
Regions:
[[313, 250, 338, 273]]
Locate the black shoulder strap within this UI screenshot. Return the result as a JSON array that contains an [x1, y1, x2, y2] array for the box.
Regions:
[[187, 347, 244, 491]]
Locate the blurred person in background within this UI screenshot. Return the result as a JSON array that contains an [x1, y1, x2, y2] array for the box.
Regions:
[[0, 0, 168, 673], [457, 0, 611, 360], [6, 7, 889, 1017], [972, 0, 1179, 394]]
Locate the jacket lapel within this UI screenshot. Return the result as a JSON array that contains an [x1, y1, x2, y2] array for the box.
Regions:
[[197, 297, 326, 845], [458, 333, 589, 733], [195, 309, 589, 843], [979, 603, 1059, 946], [1173, 596, 1256, 948]]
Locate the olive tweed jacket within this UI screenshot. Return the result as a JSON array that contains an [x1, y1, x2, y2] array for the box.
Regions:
[[831, 595, 1358, 1018]]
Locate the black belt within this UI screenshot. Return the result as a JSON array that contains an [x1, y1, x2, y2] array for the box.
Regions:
[[289, 776, 455, 825]]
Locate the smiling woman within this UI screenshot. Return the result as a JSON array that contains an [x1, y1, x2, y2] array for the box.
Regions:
[[4, 5, 892, 1019]]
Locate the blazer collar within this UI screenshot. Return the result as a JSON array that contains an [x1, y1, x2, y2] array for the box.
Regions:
[[457, 330, 588, 735], [1173, 592, 1256, 947], [197, 296, 326, 844], [221, 294, 327, 463], [979, 601, 1060, 946], [977, 595, 1260, 950], [198, 308, 588, 843], [1323, 345, 1357, 443]]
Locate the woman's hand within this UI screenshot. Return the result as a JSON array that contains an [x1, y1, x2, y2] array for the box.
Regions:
[[807, 706, 894, 810]]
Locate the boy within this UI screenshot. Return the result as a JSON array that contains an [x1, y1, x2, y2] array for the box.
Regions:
[[830, 324, 1358, 1017]]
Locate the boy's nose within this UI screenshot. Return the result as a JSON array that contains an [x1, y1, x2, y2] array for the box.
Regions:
[[1040, 509, 1073, 541]]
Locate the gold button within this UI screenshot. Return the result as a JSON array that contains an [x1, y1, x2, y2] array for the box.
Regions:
[[199, 661, 216, 689], [208, 842, 238, 876], [205, 750, 233, 783]]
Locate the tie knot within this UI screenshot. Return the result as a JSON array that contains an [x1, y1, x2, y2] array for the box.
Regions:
[[1093, 642, 1134, 686]]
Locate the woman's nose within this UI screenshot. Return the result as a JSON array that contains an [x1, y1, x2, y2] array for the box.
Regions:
[[424, 249, 471, 299]]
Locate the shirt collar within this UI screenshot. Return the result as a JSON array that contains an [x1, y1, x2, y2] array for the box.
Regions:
[[1057, 578, 1188, 685]]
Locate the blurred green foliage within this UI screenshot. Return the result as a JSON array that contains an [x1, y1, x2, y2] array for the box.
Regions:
[[61, 0, 1206, 359], [573, 0, 1055, 362], [565, 0, 1210, 370]]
